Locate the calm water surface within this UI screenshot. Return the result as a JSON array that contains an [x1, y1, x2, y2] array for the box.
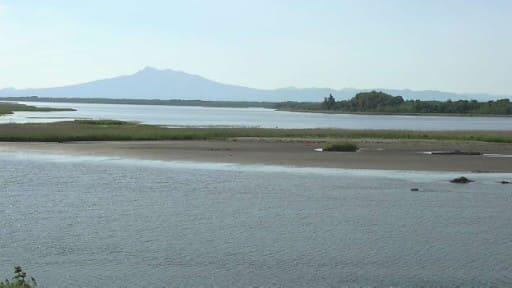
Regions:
[[1, 152, 511, 287], [1, 101, 512, 130]]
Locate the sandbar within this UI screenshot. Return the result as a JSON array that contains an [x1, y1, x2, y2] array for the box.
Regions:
[[1, 138, 511, 172]]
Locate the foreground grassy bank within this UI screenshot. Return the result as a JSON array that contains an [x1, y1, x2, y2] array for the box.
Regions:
[[0, 120, 511, 143], [0, 102, 74, 116]]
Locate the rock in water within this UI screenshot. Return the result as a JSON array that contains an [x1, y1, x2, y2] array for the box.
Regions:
[[450, 176, 474, 184]]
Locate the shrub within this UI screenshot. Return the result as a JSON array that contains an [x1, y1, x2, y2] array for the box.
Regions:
[[0, 266, 37, 288], [323, 142, 359, 152]]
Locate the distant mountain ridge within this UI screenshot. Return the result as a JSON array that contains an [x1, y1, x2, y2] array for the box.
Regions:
[[0, 67, 508, 102]]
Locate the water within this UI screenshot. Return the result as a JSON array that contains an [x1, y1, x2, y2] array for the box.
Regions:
[[1, 152, 511, 287], [2, 101, 512, 130]]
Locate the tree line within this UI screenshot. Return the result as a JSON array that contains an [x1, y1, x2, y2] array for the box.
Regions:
[[275, 91, 512, 115]]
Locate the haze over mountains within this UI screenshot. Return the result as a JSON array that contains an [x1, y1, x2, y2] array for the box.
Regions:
[[0, 67, 508, 102]]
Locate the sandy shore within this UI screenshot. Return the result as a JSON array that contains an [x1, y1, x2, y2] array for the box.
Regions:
[[1, 138, 511, 172]]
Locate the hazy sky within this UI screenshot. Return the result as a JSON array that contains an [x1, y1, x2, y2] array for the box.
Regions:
[[1, 0, 511, 94]]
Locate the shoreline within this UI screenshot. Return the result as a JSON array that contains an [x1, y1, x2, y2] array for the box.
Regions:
[[3, 98, 512, 117], [1, 138, 512, 172], [278, 108, 512, 118]]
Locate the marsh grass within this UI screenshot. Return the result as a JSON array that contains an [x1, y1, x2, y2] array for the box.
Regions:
[[0, 120, 511, 143], [73, 119, 127, 125]]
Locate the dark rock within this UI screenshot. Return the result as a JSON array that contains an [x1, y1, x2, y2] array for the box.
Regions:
[[499, 180, 511, 184], [410, 188, 419, 191], [450, 176, 474, 184]]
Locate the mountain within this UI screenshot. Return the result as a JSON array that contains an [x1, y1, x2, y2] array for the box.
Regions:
[[0, 67, 508, 102]]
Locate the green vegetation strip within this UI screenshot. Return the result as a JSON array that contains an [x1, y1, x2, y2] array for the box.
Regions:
[[0, 120, 511, 143], [0, 102, 74, 116], [0, 97, 277, 109]]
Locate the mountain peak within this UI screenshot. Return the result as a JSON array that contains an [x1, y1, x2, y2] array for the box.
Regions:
[[135, 67, 188, 77], [137, 66, 161, 74]]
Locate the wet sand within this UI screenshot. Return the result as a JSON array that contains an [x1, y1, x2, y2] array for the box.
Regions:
[[0, 138, 511, 172]]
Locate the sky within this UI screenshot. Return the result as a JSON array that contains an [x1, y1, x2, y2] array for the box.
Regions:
[[0, 0, 511, 95]]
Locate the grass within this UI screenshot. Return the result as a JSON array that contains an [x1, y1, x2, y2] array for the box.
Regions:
[[0, 120, 511, 143], [73, 119, 126, 125], [0, 102, 74, 116], [323, 142, 359, 152]]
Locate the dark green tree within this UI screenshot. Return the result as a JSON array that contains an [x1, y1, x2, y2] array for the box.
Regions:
[[322, 94, 336, 110]]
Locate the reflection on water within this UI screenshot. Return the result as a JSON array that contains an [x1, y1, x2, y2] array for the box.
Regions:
[[1, 152, 511, 287], [1, 101, 512, 130]]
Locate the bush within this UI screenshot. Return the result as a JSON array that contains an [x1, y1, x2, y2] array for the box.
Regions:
[[0, 267, 37, 288], [323, 142, 358, 152]]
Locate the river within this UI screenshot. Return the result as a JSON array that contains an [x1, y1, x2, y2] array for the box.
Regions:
[[1, 152, 511, 287], [1, 101, 511, 130]]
